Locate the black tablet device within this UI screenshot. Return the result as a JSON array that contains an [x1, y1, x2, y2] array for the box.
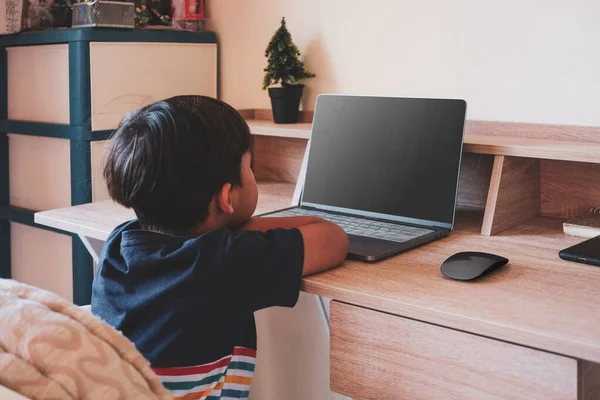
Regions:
[[559, 235, 600, 267]]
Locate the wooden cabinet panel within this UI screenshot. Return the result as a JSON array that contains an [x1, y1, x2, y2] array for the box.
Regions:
[[251, 136, 307, 183], [330, 302, 577, 400]]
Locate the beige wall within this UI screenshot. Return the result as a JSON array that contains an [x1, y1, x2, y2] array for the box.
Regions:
[[208, 0, 600, 127], [209, 2, 600, 399]]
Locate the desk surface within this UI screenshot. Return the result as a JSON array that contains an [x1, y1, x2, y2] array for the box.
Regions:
[[306, 213, 600, 363], [34, 181, 296, 241], [34, 184, 600, 364]]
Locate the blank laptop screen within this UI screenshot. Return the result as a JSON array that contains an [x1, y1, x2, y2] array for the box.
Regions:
[[301, 95, 466, 226]]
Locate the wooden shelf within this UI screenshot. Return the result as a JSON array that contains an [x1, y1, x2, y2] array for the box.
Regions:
[[245, 116, 600, 236], [246, 119, 600, 163], [246, 120, 312, 140], [464, 135, 600, 164]]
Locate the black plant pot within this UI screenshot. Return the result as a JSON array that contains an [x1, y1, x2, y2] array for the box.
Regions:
[[268, 86, 304, 124]]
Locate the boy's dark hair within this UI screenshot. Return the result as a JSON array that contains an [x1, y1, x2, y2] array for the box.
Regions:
[[104, 95, 251, 232]]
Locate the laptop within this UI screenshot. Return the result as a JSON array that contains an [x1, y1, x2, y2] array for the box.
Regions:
[[264, 95, 467, 261]]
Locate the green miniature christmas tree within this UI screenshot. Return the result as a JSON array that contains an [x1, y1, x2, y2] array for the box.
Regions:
[[262, 17, 316, 90]]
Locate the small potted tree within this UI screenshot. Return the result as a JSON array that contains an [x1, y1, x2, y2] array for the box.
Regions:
[[263, 17, 315, 124]]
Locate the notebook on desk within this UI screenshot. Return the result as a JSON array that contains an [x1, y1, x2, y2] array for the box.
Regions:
[[264, 94, 467, 261], [563, 208, 600, 238]]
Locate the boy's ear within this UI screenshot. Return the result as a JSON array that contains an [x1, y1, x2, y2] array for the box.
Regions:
[[216, 183, 235, 214]]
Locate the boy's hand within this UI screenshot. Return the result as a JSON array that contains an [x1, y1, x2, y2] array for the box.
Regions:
[[235, 215, 349, 276], [297, 218, 349, 276]]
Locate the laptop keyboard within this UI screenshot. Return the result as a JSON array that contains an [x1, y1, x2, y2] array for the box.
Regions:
[[266, 208, 433, 243]]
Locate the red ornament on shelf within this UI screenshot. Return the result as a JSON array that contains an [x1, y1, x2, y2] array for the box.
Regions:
[[184, 0, 205, 20]]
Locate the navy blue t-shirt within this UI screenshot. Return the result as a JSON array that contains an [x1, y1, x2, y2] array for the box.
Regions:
[[91, 220, 304, 399]]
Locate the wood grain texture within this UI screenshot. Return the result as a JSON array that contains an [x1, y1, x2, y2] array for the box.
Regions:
[[466, 120, 600, 143], [464, 135, 600, 163], [481, 156, 540, 235], [330, 302, 577, 400], [34, 181, 295, 241], [237, 109, 255, 120], [34, 187, 600, 365], [35, 199, 600, 364], [254, 108, 314, 123], [242, 115, 600, 163], [249, 112, 600, 144], [456, 153, 494, 210], [247, 120, 312, 139], [541, 160, 600, 219], [579, 361, 600, 400], [251, 136, 308, 183], [303, 213, 600, 364]]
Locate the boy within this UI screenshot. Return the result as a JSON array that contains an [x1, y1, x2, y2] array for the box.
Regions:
[[91, 95, 348, 400]]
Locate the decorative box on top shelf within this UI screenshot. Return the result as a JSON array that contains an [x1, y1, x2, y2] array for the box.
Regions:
[[1, 0, 24, 34], [563, 208, 600, 239], [72, 0, 135, 28]]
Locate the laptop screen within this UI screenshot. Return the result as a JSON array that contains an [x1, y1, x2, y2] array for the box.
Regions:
[[301, 95, 466, 228]]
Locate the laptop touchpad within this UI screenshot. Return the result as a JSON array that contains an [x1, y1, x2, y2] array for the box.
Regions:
[[347, 234, 408, 262]]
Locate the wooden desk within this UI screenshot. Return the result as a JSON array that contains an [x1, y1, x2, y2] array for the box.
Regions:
[[36, 191, 600, 399], [309, 213, 600, 399], [35, 118, 600, 399], [35, 181, 295, 242], [34, 181, 296, 264]]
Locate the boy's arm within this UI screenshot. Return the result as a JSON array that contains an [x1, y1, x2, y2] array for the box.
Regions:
[[235, 216, 349, 276], [235, 216, 321, 232], [297, 220, 349, 276]]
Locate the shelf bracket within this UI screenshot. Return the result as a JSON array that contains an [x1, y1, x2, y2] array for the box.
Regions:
[[481, 155, 541, 236]]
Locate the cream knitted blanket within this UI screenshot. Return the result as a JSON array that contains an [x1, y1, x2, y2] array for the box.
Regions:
[[0, 279, 170, 400]]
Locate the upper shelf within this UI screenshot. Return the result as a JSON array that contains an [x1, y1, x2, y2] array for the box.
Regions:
[[246, 119, 600, 163], [246, 120, 312, 140], [464, 135, 600, 163]]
